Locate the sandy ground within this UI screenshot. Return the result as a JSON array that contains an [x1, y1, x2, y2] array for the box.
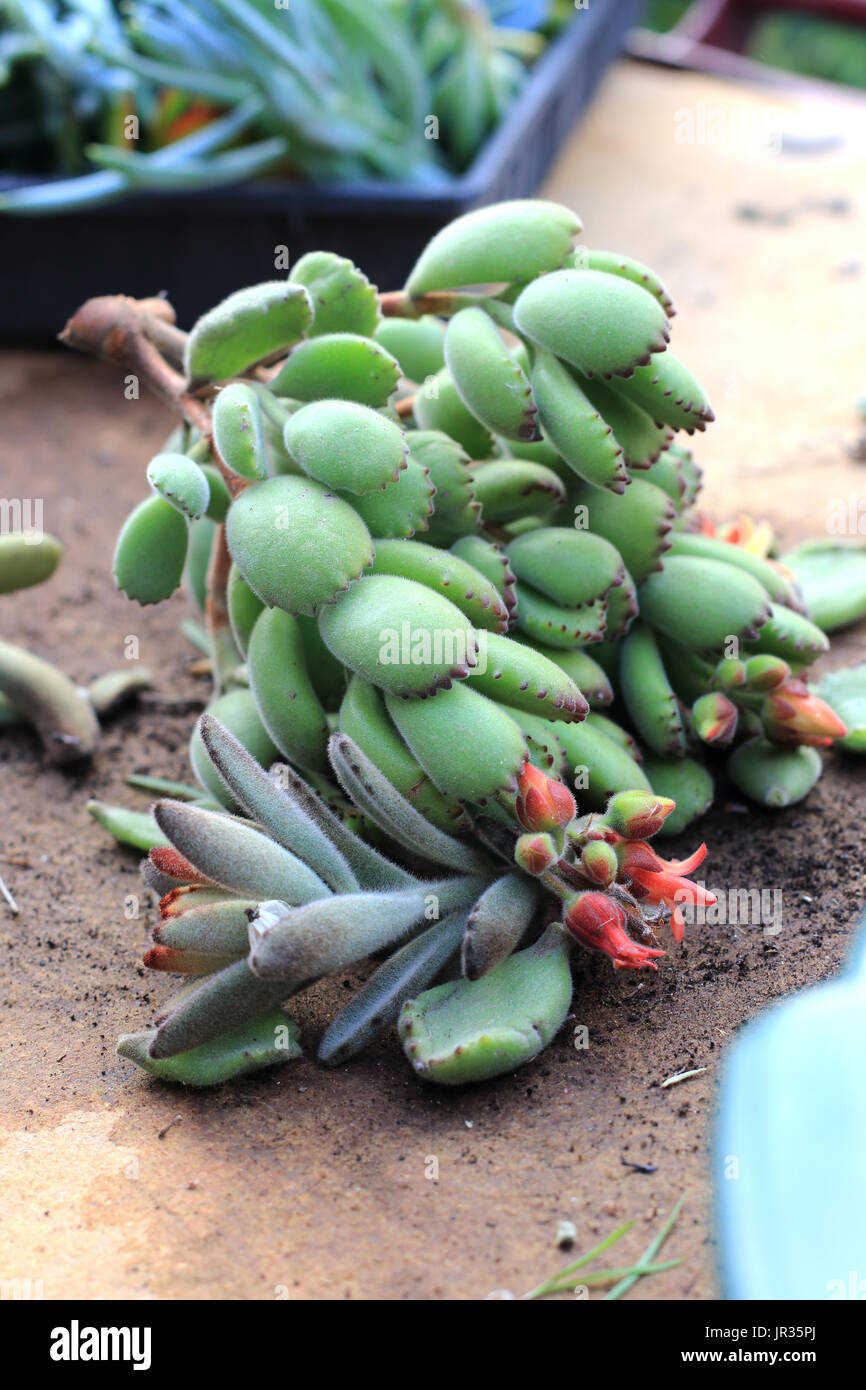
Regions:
[[1, 61, 865, 1300]]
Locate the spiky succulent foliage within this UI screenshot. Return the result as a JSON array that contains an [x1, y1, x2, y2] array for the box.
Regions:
[[60, 197, 861, 1083]]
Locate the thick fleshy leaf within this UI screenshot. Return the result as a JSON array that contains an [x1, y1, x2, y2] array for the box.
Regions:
[[461, 873, 539, 980], [113, 495, 188, 605], [288, 251, 379, 337], [781, 540, 866, 632], [444, 306, 539, 442], [190, 689, 279, 809], [385, 684, 528, 803], [344, 456, 435, 539], [414, 368, 494, 458], [529, 349, 627, 492], [467, 631, 588, 721], [283, 398, 407, 494], [212, 383, 268, 480], [270, 334, 400, 407], [639, 557, 772, 650], [153, 800, 331, 903], [338, 676, 469, 833], [319, 908, 469, 1066], [318, 573, 478, 697], [185, 281, 312, 383], [248, 877, 483, 983], [743, 602, 829, 666], [573, 478, 674, 583], [328, 732, 492, 873], [226, 475, 373, 617], [118, 1008, 301, 1086], [469, 459, 566, 524], [606, 352, 714, 433], [727, 737, 822, 807], [399, 926, 573, 1085], [507, 527, 624, 608], [406, 199, 580, 296], [817, 664, 866, 753], [0, 531, 61, 595], [369, 538, 508, 633], [716, 920, 866, 1298], [641, 756, 714, 836], [147, 451, 210, 519], [514, 269, 670, 379], [198, 714, 360, 891], [246, 607, 329, 773], [375, 315, 445, 383], [619, 623, 688, 758], [0, 639, 100, 766]]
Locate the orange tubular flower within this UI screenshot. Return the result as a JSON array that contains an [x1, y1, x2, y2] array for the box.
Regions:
[[563, 892, 666, 971], [515, 761, 576, 834], [762, 678, 848, 748], [619, 841, 716, 943]]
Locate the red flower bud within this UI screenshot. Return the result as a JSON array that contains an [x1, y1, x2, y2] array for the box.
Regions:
[[602, 789, 676, 840], [580, 839, 618, 888], [691, 691, 738, 746], [514, 831, 559, 876], [564, 892, 665, 972], [743, 654, 790, 692], [762, 678, 847, 748], [515, 762, 576, 834]]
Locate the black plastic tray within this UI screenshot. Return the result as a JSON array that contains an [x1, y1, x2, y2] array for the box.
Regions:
[[0, 0, 639, 340]]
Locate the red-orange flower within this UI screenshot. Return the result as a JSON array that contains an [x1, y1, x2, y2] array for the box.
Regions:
[[563, 892, 666, 971], [762, 678, 847, 748], [515, 762, 576, 833], [619, 841, 716, 943]]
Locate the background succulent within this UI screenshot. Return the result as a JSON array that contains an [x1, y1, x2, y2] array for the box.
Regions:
[[0, 0, 554, 210]]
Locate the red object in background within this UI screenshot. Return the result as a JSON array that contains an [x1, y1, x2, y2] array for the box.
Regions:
[[674, 0, 866, 51]]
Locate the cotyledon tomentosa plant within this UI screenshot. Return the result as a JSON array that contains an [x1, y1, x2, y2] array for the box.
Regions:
[[116, 713, 712, 1085], [59, 197, 860, 1082]]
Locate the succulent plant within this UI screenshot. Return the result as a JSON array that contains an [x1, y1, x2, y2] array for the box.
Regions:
[[115, 714, 712, 1085], [56, 196, 856, 1084], [0, 529, 151, 769]]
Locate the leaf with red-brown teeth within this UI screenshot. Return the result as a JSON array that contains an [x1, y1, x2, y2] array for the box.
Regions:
[[573, 477, 676, 583], [575, 373, 673, 471], [581, 249, 677, 317], [338, 676, 470, 834], [444, 306, 540, 444], [118, 1008, 300, 1086], [406, 429, 480, 545], [405, 199, 581, 297], [606, 352, 714, 434], [450, 534, 517, 619], [468, 458, 567, 525], [318, 573, 480, 697], [368, 538, 509, 634], [513, 585, 608, 649], [225, 475, 374, 618], [466, 632, 588, 722], [514, 269, 670, 380], [343, 456, 435, 540], [507, 527, 625, 609], [639, 556, 773, 652], [153, 800, 332, 905], [528, 348, 629, 494], [642, 440, 703, 507], [383, 684, 528, 804]]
